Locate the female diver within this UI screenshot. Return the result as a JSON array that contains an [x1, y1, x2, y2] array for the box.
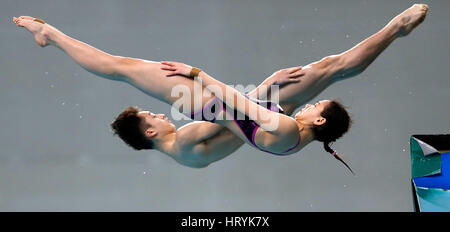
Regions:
[[160, 61, 356, 173], [13, 4, 428, 172]]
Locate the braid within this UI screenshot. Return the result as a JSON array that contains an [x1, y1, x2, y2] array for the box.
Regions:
[[323, 141, 335, 154], [323, 141, 355, 175]]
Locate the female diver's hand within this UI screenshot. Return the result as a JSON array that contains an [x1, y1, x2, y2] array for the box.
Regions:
[[272, 66, 305, 86], [160, 61, 193, 78]]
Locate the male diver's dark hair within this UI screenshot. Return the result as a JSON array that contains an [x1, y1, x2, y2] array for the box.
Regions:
[[313, 99, 354, 175], [110, 106, 153, 150]]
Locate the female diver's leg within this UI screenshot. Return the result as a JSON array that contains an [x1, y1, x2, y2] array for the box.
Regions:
[[247, 4, 428, 116], [13, 16, 212, 107]]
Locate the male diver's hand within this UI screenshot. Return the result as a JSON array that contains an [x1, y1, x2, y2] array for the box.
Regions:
[[272, 66, 305, 86], [161, 61, 193, 78]]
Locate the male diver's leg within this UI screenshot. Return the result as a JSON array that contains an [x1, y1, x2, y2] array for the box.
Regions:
[[13, 16, 211, 106], [13, 16, 131, 81]]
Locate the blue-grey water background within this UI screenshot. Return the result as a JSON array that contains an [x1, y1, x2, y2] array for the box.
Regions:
[[1, 0, 449, 211]]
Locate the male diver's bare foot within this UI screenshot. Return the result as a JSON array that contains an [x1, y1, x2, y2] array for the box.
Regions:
[[13, 16, 52, 47], [391, 4, 429, 37]]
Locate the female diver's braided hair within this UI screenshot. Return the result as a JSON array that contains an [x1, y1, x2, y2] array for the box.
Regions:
[[313, 100, 354, 175], [324, 142, 355, 175]]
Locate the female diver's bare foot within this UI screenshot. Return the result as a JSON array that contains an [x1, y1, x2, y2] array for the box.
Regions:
[[13, 16, 53, 47], [391, 4, 429, 37]]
